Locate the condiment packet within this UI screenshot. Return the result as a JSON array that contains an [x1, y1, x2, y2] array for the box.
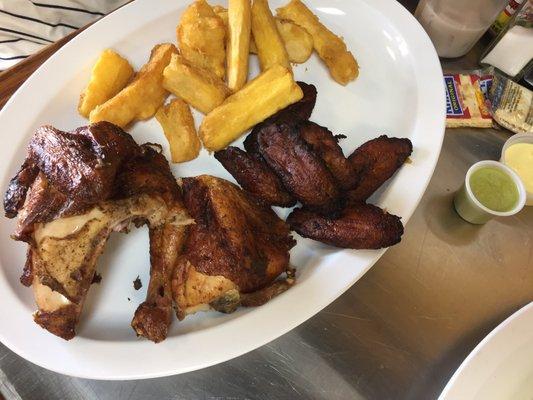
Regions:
[[445, 73, 493, 128], [489, 72, 533, 134]]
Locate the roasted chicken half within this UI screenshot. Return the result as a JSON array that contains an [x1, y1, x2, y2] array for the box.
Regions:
[[172, 175, 295, 320], [4, 122, 190, 341]]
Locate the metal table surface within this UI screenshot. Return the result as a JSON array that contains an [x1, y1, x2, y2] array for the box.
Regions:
[[1, 1, 532, 399]]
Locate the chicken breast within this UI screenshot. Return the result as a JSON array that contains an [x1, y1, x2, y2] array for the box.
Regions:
[[172, 175, 295, 319]]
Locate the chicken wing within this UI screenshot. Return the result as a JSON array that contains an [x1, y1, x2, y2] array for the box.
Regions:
[[347, 135, 413, 201], [287, 202, 403, 249], [214, 146, 295, 207]]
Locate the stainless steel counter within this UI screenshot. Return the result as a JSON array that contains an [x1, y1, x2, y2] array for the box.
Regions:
[[1, 1, 532, 399]]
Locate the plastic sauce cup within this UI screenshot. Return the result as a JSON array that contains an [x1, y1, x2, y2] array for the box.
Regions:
[[454, 160, 526, 224], [500, 133, 533, 206]]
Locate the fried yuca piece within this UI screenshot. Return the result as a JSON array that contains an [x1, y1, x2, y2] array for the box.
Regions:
[[214, 5, 259, 54], [178, 0, 226, 79], [216, 5, 310, 64], [215, 4, 309, 64], [251, 0, 290, 71], [89, 44, 177, 127], [78, 49, 134, 118], [163, 54, 230, 114], [277, 0, 359, 84], [212, 5, 228, 24], [275, 19, 313, 63], [156, 99, 201, 163], [200, 65, 303, 151], [227, 0, 252, 91]]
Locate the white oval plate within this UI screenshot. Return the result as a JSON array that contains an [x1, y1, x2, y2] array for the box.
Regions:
[[0, 0, 444, 379], [439, 302, 533, 400]]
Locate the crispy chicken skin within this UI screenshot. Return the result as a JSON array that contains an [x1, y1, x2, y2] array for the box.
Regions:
[[5, 123, 140, 240], [347, 135, 413, 201], [4, 122, 189, 341], [172, 175, 295, 319], [287, 202, 404, 249], [4, 160, 38, 219], [214, 146, 295, 207], [297, 121, 358, 191], [248, 122, 341, 213]]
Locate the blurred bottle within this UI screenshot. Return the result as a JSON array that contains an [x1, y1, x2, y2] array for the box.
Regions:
[[415, 0, 509, 58], [489, 0, 526, 35], [481, 0, 533, 81]]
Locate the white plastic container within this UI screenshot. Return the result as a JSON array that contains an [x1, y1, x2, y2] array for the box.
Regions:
[[415, 0, 509, 58], [500, 133, 533, 206]]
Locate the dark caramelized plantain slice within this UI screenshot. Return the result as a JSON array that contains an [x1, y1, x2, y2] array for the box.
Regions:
[[347, 135, 413, 201], [297, 121, 359, 190], [214, 146, 295, 207], [287, 202, 404, 249], [253, 122, 341, 214]]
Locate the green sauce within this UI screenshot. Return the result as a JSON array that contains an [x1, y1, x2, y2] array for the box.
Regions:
[[469, 167, 519, 212]]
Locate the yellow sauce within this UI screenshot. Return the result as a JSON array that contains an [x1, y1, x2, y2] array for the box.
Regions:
[[505, 143, 533, 195]]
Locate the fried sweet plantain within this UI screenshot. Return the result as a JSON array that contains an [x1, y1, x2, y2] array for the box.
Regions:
[[347, 135, 413, 201], [243, 81, 316, 153], [214, 146, 295, 207], [287, 202, 404, 249], [297, 121, 358, 190], [249, 122, 340, 213]]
